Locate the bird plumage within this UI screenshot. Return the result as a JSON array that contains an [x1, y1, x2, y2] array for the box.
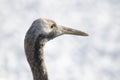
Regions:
[[24, 18, 88, 80]]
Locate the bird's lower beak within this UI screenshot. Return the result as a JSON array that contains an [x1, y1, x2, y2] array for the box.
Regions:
[[58, 25, 88, 36]]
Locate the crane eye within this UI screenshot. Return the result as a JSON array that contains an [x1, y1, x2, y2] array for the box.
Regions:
[[50, 24, 56, 29]]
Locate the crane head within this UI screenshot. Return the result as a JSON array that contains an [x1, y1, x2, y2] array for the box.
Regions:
[[30, 18, 88, 40]]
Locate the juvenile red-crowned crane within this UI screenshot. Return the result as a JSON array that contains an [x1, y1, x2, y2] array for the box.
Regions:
[[24, 18, 88, 80]]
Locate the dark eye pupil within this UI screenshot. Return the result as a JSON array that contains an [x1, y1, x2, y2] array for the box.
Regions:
[[51, 25, 54, 28], [51, 24, 55, 28]]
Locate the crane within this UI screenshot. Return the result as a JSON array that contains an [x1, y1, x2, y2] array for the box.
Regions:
[[24, 18, 88, 80]]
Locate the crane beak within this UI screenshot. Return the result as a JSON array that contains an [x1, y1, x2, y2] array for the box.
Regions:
[[47, 25, 88, 40], [58, 25, 88, 36]]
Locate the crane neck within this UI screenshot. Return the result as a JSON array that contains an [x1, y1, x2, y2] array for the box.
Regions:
[[31, 34, 49, 80]]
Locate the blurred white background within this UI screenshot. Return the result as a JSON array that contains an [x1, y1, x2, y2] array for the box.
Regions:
[[0, 0, 120, 80]]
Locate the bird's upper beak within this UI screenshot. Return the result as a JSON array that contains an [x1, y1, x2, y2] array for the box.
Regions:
[[57, 25, 88, 36], [48, 25, 88, 40]]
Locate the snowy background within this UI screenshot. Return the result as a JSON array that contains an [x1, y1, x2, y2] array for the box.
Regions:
[[0, 0, 120, 80]]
